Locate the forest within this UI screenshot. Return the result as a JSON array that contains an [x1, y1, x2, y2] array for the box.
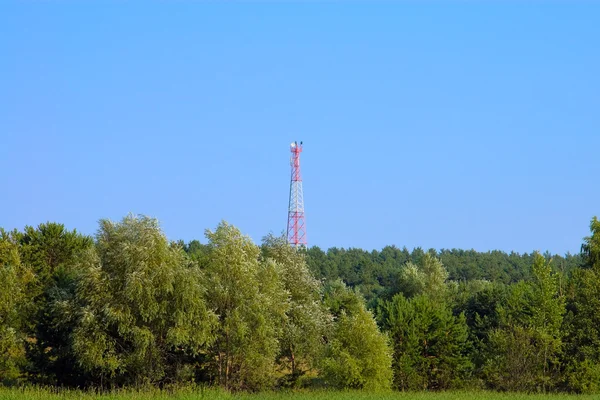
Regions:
[[1, 215, 600, 393]]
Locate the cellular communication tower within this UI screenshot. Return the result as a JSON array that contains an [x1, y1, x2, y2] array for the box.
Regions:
[[287, 141, 307, 247]]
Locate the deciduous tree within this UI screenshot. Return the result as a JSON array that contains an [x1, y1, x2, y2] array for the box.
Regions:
[[72, 215, 216, 386], [261, 234, 329, 385], [321, 282, 392, 390], [203, 222, 284, 390], [0, 229, 32, 384]]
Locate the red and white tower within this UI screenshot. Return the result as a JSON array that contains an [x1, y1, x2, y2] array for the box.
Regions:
[[287, 141, 306, 246]]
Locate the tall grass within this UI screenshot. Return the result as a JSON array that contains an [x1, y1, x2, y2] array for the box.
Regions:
[[0, 388, 598, 400]]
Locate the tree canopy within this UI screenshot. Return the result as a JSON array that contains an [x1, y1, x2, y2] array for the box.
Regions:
[[2, 214, 600, 393]]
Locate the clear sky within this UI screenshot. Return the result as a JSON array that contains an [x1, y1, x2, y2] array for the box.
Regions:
[[1, 1, 599, 255]]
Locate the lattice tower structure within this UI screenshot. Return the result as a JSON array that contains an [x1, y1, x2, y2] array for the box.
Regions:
[[287, 141, 306, 246]]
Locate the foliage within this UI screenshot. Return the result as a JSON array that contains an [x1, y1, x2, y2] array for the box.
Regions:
[[261, 234, 329, 385], [1, 214, 600, 393], [395, 254, 449, 301], [306, 246, 580, 304], [562, 217, 600, 392], [13, 223, 93, 385], [379, 294, 471, 390], [71, 215, 217, 386], [0, 229, 32, 384], [453, 281, 507, 377], [321, 282, 393, 390], [483, 254, 564, 392], [203, 222, 283, 390], [16, 223, 93, 288]]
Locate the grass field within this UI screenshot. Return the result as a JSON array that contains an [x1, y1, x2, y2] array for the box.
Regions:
[[0, 388, 598, 400]]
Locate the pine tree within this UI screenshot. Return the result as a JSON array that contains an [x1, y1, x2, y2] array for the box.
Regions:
[[380, 294, 471, 390]]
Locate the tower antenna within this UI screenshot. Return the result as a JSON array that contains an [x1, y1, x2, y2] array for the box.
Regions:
[[287, 141, 307, 247]]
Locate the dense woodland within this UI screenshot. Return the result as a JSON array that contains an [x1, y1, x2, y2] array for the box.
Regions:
[[2, 215, 600, 393]]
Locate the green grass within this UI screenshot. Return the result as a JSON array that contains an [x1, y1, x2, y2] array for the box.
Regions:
[[0, 388, 598, 400]]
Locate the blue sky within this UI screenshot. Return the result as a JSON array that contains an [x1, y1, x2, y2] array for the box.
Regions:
[[1, 2, 599, 254]]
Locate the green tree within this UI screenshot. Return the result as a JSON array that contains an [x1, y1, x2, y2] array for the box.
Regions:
[[183, 239, 210, 267], [261, 234, 329, 385], [563, 216, 600, 392], [483, 254, 564, 392], [530, 253, 565, 390], [17, 223, 93, 288], [203, 222, 284, 390], [15, 222, 93, 385], [323, 279, 364, 318], [379, 293, 471, 390], [321, 282, 392, 390], [484, 324, 544, 391], [395, 253, 448, 301], [453, 281, 507, 377], [0, 229, 32, 384], [72, 215, 216, 386]]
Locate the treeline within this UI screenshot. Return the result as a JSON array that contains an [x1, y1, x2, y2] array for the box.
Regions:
[[304, 246, 581, 307], [1, 215, 600, 393]]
